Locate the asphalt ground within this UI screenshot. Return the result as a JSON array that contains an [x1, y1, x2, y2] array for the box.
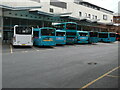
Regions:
[[2, 41, 119, 89]]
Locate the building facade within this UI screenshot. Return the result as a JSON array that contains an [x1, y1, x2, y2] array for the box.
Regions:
[[113, 15, 120, 33], [34, 0, 113, 24]]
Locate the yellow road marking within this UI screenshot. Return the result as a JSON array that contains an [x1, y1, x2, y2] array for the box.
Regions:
[[10, 44, 13, 53], [79, 66, 120, 90]]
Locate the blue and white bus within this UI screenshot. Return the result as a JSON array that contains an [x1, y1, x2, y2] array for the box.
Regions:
[[12, 25, 33, 46], [53, 22, 77, 44], [98, 32, 116, 42], [56, 30, 66, 45], [33, 27, 56, 46], [76, 31, 89, 44]]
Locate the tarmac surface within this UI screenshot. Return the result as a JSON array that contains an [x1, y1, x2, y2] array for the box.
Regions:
[[2, 42, 119, 89]]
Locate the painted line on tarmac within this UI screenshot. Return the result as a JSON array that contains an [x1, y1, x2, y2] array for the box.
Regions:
[[79, 66, 120, 90], [9, 44, 13, 54], [106, 75, 120, 78], [32, 47, 40, 51], [21, 51, 28, 53]]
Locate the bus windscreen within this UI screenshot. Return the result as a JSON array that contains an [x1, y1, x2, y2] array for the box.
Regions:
[[56, 32, 65, 36], [110, 33, 116, 37], [41, 29, 55, 36], [99, 33, 108, 38], [90, 32, 98, 37], [66, 32, 76, 36], [53, 24, 64, 30], [16, 27, 32, 34], [79, 33, 88, 36], [66, 23, 77, 30]]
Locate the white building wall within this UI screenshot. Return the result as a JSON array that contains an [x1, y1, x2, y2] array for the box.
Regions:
[[67, 2, 113, 23], [0, 0, 113, 23], [34, 0, 50, 12], [39, 0, 113, 23]]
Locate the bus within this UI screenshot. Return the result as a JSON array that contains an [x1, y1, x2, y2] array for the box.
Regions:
[[33, 27, 56, 46], [12, 25, 33, 46], [53, 22, 77, 44], [116, 33, 120, 41], [98, 32, 116, 42], [88, 31, 98, 43], [56, 30, 66, 45], [76, 31, 89, 44]]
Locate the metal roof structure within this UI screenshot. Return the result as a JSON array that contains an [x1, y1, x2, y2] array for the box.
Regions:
[[0, 5, 41, 10]]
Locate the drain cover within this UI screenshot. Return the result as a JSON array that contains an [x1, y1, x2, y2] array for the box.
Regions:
[[88, 62, 97, 65]]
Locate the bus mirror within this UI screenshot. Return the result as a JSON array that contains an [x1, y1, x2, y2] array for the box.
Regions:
[[15, 25, 18, 27]]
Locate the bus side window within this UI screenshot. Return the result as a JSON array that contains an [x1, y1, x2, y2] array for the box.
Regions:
[[33, 31, 39, 38]]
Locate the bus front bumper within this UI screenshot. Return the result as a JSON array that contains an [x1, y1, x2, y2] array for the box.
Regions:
[[77, 41, 88, 43]]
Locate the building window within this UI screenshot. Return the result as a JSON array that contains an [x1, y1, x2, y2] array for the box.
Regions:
[[31, 0, 40, 3], [50, 8, 54, 13], [95, 16, 97, 19], [50, 0, 67, 9], [88, 14, 91, 18], [103, 15, 107, 20], [79, 12, 82, 17]]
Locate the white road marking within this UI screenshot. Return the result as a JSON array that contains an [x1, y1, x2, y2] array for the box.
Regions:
[[10, 44, 13, 54]]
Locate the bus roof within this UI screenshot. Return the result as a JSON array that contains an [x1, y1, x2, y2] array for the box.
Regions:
[[33, 27, 56, 31], [54, 22, 77, 25], [77, 31, 88, 33], [40, 27, 55, 29], [99, 32, 116, 34], [98, 32, 108, 33], [56, 30, 66, 32]]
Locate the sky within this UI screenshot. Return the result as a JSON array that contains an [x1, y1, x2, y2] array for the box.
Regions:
[[84, 0, 120, 13]]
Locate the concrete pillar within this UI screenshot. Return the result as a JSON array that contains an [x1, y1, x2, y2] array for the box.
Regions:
[[0, 8, 3, 41], [0, 7, 2, 90]]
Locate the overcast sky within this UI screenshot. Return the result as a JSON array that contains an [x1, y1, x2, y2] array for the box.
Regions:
[[84, 0, 120, 13]]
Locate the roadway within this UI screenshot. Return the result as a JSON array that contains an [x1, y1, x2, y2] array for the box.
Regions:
[[2, 42, 119, 89]]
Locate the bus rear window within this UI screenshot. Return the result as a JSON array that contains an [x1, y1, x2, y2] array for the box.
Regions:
[[56, 32, 66, 36], [41, 29, 55, 36], [89, 32, 98, 37], [53, 24, 64, 30], [16, 27, 32, 35], [66, 23, 77, 30], [99, 33, 108, 38], [79, 33, 88, 36], [110, 33, 116, 37], [116, 34, 120, 37], [66, 32, 76, 36], [33, 31, 39, 38]]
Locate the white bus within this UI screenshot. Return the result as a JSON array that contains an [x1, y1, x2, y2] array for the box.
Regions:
[[12, 25, 33, 46]]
